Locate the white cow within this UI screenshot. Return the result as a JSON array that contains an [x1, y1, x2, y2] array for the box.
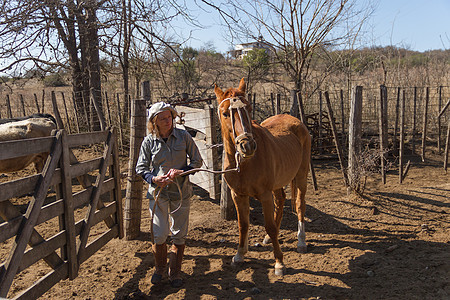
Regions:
[[0, 116, 57, 173]]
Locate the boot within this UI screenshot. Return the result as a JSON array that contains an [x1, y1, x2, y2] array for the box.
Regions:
[[151, 243, 167, 285], [168, 244, 185, 288]]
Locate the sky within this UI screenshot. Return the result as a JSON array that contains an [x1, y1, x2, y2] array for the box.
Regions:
[[179, 0, 450, 53]]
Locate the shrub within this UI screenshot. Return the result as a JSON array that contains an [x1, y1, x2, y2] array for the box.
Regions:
[[43, 74, 67, 87]]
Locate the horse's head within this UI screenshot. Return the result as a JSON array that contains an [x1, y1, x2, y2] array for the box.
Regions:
[[214, 78, 257, 159]]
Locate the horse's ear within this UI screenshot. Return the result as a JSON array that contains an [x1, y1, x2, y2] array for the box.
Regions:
[[238, 77, 246, 93], [214, 84, 224, 100]]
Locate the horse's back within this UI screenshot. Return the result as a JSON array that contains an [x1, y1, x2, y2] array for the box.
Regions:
[[261, 114, 309, 143]]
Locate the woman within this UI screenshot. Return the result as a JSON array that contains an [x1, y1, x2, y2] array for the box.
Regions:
[[136, 102, 202, 288]]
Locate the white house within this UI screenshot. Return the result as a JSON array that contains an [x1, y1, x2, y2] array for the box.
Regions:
[[230, 36, 274, 59]]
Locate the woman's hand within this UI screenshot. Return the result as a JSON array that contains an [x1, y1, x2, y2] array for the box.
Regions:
[[167, 168, 183, 179], [152, 174, 171, 188]]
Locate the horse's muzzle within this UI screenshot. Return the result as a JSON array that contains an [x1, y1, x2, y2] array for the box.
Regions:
[[237, 137, 257, 158]]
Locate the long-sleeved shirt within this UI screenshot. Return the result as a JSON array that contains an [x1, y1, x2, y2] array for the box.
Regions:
[[136, 127, 202, 200]]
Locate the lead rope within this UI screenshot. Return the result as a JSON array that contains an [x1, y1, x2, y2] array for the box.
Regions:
[[149, 152, 241, 244]]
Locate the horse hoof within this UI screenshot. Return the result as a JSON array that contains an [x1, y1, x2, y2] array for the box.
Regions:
[[297, 245, 307, 253], [263, 236, 272, 245], [274, 266, 285, 276], [232, 255, 244, 266]]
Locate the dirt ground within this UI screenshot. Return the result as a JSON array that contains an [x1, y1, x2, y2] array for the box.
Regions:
[[2, 149, 449, 300]]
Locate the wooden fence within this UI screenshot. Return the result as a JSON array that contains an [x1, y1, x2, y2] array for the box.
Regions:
[[0, 128, 123, 299]]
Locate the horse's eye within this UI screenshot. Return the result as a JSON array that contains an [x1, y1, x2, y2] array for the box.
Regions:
[[222, 112, 229, 118]]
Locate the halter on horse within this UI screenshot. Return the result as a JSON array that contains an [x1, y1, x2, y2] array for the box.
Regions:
[[218, 95, 257, 162]]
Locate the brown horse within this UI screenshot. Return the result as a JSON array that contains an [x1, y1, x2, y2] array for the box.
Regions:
[[214, 78, 311, 275]]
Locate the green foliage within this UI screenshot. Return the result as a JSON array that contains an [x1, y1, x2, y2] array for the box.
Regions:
[[43, 74, 67, 87], [173, 48, 200, 93], [0, 76, 10, 83], [181, 47, 199, 61], [242, 48, 270, 74]]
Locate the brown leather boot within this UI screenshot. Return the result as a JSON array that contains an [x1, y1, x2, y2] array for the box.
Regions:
[[151, 243, 167, 285], [168, 244, 185, 288]]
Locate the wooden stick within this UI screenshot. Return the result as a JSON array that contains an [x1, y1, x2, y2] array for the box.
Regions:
[[276, 94, 281, 115], [393, 87, 400, 154], [33, 93, 40, 113], [41, 89, 45, 113], [104, 91, 112, 127], [252, 93, 256, 120], [438, 86, 442, 152], [6, 94, 12, 118], [379, 85, 388, 184], [421, 87, 429, 162], [51, 91, 64, 130], [444, 117, 450, 172], [325, 92, 348, 187], [270, 93, 275, 115], [60, 92, 72, 133], [297, 91, 318, 191], [340, 89, 345, 144], [399, 89, 405, 183], [115, 93, 124, 152], [412, 87, 417, 155], [318, 91, 323, 154], [348, 86, 363, 191], [438, 98, 450, 118], [20, 94, 26, 116], [71, 92, 81, 133]]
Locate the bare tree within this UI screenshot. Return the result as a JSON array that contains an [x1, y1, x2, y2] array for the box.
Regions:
[[0, 0, 106, 129], [222, 0, 372, 95]]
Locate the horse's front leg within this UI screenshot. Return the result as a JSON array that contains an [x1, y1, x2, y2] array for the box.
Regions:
[[231, 191, 249, 265], [259, 191, 285, 276]]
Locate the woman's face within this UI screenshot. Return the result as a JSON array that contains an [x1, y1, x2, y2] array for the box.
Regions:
[[155, 110, 173, 136]]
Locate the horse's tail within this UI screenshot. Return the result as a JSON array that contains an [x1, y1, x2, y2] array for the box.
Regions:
[[290, 178, 297, 213]]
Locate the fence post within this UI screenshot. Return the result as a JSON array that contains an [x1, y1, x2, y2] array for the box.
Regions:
[[41, 89, 45, 113], [399, 90, 405, 183], [116, 93, 124, 152], [33, 93, 40, 113], [393, 87, 400, 154], [220, 150, 236, 220], [104, 91, 112, 127], [318, 91, 323, 154], [412, 87, 417, 154], [421, 87, 429, 162], [19, 94, 26, 116], [297, 91, 318, 191], [379, 85, 388, 184], [124, 83, 148, 240], [438, 86, 442, 152], [444, 117, 450, 172], [71, 92, 81, 133], [324, 92, 348, 187], [270, 93, 275, 115], [6, 94, 12, 118], [276, 94, 281, 115], [348, 86, 363, 191], [290, 90, 300, 119], [51, 91, 65, 130], [60, 92, 72, 133], [59, 130, 78, 279], [340, 89, 345, 143]]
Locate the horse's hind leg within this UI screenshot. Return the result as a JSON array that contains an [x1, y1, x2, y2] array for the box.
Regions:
[[231, 191, 249, 265], [263, 188, 285, 245], [295, 173, 308, 253]]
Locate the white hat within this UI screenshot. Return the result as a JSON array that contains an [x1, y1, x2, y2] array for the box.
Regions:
[[148, 102, 177, 121]]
